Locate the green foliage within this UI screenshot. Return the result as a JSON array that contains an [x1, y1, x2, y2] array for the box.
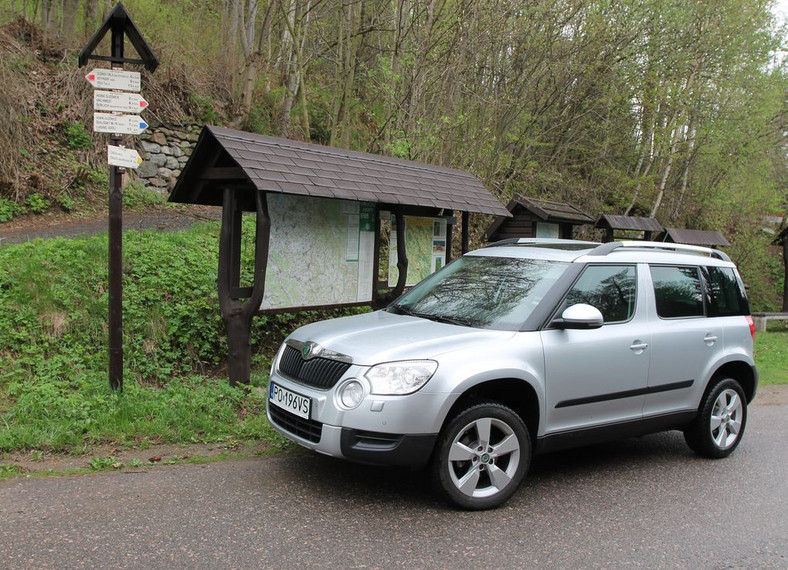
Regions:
[[0, 198, 23, 222], [62, 120, 92, 151], [57, 195, 74, 212], [190, 94, 221, 124], [0, 464, 25, 477], [87, 169, 108, 185], [754, 330, 788, 385], [0, 222, 355, 452], [89, 457, 122, 470], [25, 193, 49, 214], [122, 180, 165, 209]]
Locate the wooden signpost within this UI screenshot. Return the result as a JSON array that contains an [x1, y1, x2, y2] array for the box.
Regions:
[[78, 3, 158, 392]]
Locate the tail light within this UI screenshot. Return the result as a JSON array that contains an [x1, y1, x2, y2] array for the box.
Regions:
[[746, 315, 756, 342]]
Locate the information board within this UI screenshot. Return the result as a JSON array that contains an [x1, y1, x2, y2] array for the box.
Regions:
[[389, 216, 447, 287], [262, 195, 376, 311]]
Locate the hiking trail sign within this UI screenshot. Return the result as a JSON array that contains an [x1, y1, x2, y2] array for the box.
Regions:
[[93, 90, 148, 113], [85, 68, 141, 91], [78, 2, 158, 392]]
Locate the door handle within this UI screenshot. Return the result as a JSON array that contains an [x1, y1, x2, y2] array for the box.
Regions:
[[704, 334, 718, 346], [630, 341, 648, 352]]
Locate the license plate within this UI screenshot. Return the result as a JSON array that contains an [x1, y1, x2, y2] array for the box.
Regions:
[[269, 382, 311, 420]]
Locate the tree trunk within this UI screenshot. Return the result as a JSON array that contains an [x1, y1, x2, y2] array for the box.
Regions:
[[61, 0, 78, 43], [239, 1, 274, 126]]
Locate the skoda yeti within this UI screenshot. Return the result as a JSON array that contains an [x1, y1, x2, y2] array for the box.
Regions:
[[266, 239, 758, 510]]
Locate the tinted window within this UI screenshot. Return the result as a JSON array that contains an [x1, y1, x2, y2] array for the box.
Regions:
[[564, 265, 637, 323], [391, 255, 569, 330], [704, 266, 748, 317], [651, 266, 704, 318]]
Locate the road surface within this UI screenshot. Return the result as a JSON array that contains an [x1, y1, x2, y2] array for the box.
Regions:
[[1, 397, 786, 569]]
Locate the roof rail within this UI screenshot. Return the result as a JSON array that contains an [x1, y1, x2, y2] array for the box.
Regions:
[[484, 238, 599, 249], [589, 241, 731, 262]]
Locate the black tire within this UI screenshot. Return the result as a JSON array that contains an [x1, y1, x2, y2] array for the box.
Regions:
[[431, 402, 531, 510], [684, 378, 747, 459]]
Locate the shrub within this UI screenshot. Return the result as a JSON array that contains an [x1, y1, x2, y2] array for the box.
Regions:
[[25, 192, 49, 214], [62, 120, 92, 150], [0, 198, 23, 222]]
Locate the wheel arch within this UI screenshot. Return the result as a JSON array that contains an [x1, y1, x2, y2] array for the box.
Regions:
[[443, 378, 541, 447], [707, 360, 757, 403]]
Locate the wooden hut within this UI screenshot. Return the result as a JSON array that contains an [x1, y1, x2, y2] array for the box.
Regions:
[[485, 196, 594, 242], [595, 214, 664, 242]]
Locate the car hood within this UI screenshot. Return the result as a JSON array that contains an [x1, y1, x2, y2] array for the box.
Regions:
[[288, 310, 516, 365]]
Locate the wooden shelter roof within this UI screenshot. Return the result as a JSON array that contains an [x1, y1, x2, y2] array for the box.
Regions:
[[170, 126, 510, 216], [595, 214, 664, 233], [662, 228, 730, 247]]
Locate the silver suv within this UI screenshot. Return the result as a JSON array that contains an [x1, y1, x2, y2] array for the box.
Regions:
[[266, 239, 758, 509]]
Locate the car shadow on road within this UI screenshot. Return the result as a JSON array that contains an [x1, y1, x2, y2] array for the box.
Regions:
[[270, 430, 693, 510]]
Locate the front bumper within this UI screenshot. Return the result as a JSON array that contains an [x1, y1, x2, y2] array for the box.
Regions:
[[265, 369, 446, 468], [267, 402, 437, 468]]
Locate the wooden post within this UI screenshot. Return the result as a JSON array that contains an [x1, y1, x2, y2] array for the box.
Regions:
[[217, 190, 270, 386], [107, 18, 125, 392]]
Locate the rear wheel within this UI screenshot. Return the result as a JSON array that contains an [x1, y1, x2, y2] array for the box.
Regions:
[[684, 378, 747, 458], [431, 403, 530, 510]]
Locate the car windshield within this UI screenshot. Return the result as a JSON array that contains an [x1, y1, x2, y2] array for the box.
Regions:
[[388, 255, 569, 330]]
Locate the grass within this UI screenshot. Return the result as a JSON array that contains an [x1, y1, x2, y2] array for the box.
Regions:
[[754, 325, 788, 385], [0, 226, 785, 457]]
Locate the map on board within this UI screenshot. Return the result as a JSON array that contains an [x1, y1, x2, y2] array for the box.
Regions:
[[262, 195, 376, 311], [389, 216, 447, 287]]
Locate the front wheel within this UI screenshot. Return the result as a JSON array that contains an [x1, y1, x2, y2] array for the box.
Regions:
[[684, 378, 747, 458], [431, 403, 531, 510]]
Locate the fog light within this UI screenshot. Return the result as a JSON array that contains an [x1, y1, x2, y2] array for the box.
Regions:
[[339, 380, 364, 409]]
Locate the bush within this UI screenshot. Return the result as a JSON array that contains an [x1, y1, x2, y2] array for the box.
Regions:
[[0, 198, 23, 222], [62, 120, 92, 150], [123, 180, 165, 209], [25, 192, 49, 214]]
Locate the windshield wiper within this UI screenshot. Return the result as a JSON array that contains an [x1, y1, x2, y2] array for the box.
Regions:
[[391, 305, 475, 327], [429, 314, 475, 327], [390, 304, 425, 318]]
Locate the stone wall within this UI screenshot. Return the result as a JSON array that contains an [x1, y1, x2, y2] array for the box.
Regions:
[[136, 124, 201, 194]]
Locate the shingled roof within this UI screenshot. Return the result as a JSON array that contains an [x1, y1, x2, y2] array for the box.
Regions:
[[595, 214, 664, 232], [661, 228, 730, 247], [170, 126, 509, 217]]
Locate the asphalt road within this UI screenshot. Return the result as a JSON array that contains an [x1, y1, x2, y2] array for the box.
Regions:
[[1, 400, 786, 569]]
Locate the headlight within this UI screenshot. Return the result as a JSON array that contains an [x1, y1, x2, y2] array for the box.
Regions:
[[364, 360, 438, 395]]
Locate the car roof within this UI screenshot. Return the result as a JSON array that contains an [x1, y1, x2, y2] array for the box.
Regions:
[[474, 239, 734, 266]]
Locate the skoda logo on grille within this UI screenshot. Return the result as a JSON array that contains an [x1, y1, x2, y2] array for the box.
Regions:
[[302, 341, 321, 360]]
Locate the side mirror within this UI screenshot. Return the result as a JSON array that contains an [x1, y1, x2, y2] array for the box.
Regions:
[[552, 303, 604, 330]]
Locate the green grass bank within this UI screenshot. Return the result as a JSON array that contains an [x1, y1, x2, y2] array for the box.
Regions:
[[0, 226, 785, 453]]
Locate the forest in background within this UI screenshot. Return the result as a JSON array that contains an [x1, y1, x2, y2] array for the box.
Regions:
[[0, 0, 786, 308]]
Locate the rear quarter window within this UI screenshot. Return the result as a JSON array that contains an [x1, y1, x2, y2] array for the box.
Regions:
[[650, 266, 704, 318], [703, 266, 749, 317]]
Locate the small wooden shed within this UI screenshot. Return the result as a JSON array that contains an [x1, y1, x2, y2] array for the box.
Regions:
[[659, 228, 730, 249], [595, 214, 664, 242], [485, 196, 594, 242]]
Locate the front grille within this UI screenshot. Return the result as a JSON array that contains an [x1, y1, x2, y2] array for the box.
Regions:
[[269, 406, 322, 443], [278, 345, 351, 389]]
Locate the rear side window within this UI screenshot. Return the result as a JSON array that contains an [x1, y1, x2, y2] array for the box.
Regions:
[[651, 266, 704, 318], [564, 265, 637, 323], [704, 266, 749, 317]]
